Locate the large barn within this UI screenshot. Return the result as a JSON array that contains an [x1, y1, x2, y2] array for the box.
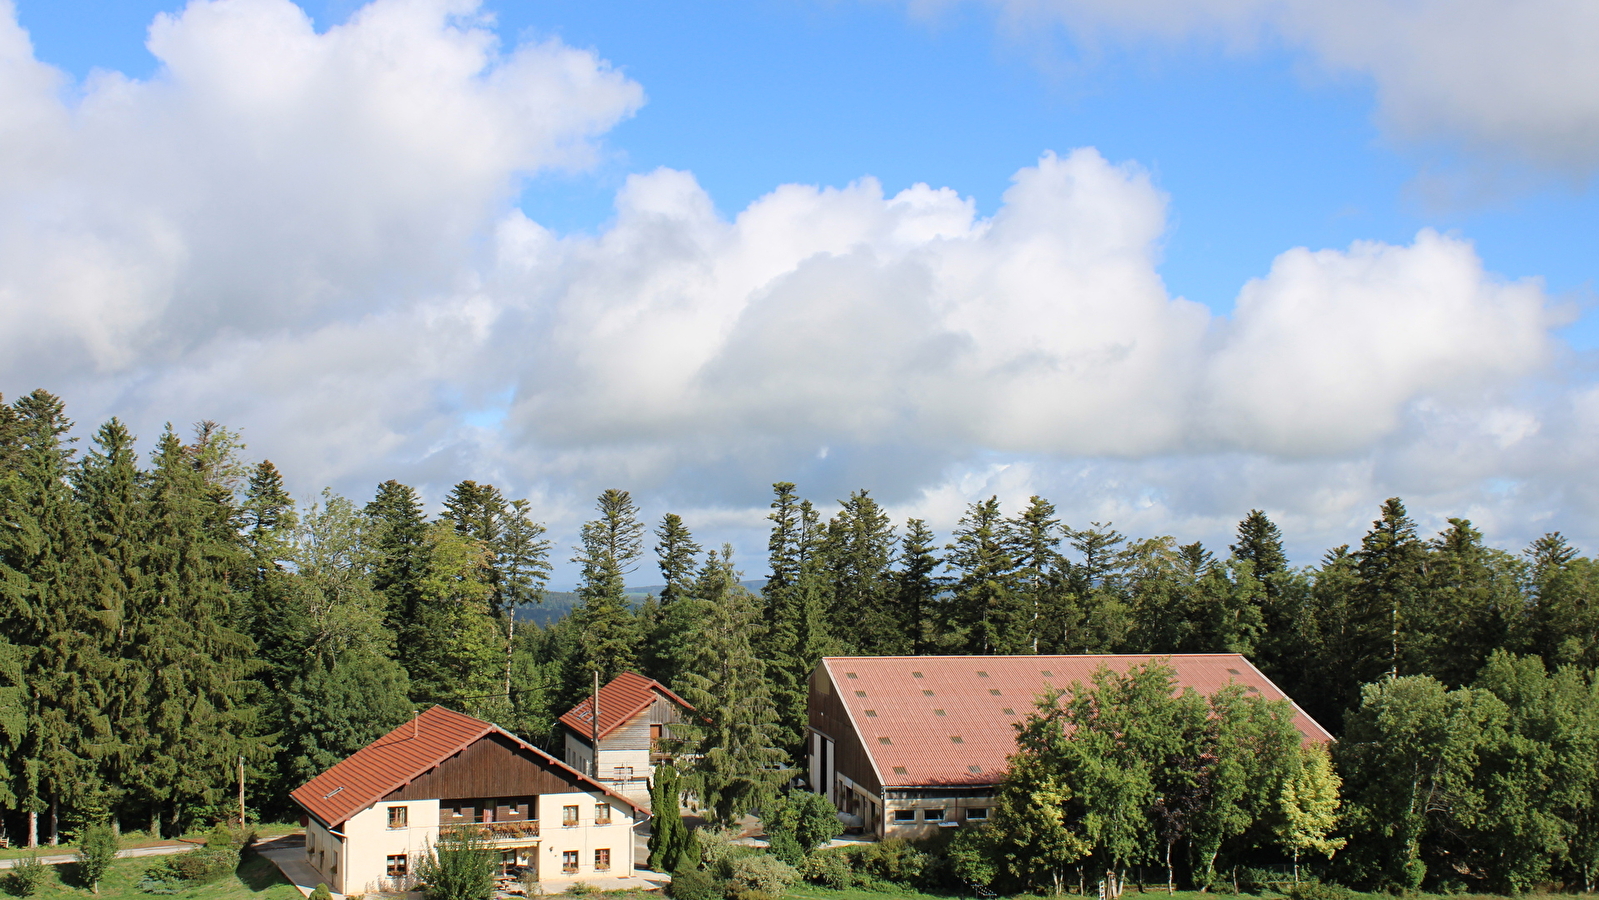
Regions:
[[806, 654, 1334, 839]]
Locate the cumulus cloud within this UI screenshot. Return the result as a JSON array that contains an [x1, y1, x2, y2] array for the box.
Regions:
[[0, 0, 1585, 572], [951, 0, 1599, 173]]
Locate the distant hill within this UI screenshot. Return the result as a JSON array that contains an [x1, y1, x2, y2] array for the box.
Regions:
[[513, 580, 767, 627]]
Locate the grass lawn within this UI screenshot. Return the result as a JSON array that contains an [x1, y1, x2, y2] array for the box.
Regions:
[[4, 851, 301, 900], [782, 887, 1582, 900], [0, 826, 304, 861]]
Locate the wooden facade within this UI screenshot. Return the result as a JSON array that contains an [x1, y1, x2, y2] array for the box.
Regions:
[[385, 733, 582, 803], [807, 665, 884, 832]]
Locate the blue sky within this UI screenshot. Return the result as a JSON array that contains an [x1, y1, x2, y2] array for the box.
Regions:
[[4, 0, 1597, 584]]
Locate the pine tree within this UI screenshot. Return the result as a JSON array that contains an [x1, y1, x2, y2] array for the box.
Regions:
[[654, 514, 701, 606], [893, 519, 942, 655], [946, 497, 1017, 654], [409, 522, 501, 714], [131, 425, 261, 836], [239, 461, 297, 687], [645, 514, 701, 686], [1066, 522, 1134, 652], [1006, 496, 1064, 654], [1421, 519, 1517, 686], [364, 480, 429, 646], [570, 489, 644, 684], [760, 486, 832, 758], [1352, 498, 1427, 682], [673, 547, 790, 825], [821, 490, 896, 654]]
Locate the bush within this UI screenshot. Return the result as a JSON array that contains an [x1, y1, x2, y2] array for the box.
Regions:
[[417, 827, 497, 900], [799, 850, 856, 890], [1285, 880, 1355, 900], [726, 854, 797, 899], [858, 838, 930, 888], [77, 824, 121, 893], [666, 869, 720, 900], [172, 846, 241, 884], [309, 884, 334, 900], [6, 855, 49, 898]]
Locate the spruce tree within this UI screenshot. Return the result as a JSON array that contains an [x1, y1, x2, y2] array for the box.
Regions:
[[1006, 496, 1064, 654], [365, 480, 429, 644], [645, 514, 701, 686], [760, 486, 832, 758], [892, 518, 942, 655], [1352, 498, 1427, 683], [570, 489, 644, 686], [654, 514, 701, 606], [945, 497, 1017, 654], [673, 547, 790, 825], [821, 490, 896, 654], [409, 522, 500, 713]]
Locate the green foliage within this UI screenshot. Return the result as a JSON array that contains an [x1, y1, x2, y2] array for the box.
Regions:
[[761, 792, 843, 865], [417, 827, 497, 900], [1282, 879, 1353, 900], [665, 869, 719, 900], [308, 884, 333, 900], [649, 765, 689, 873], [75, 824, 120, 893], [726, 854, 798, 900], [571, 489, 645, 684], [945, 827, 999, 889], [7, 854, 49, 897]]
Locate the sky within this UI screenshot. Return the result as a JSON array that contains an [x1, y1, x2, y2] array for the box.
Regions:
[[2, 0, 1596, 587]]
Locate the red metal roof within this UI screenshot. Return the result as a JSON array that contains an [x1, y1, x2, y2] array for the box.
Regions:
[[559, 671, 694, 741], [290, 705, 646, 827], [820, 654, 1333, 789]]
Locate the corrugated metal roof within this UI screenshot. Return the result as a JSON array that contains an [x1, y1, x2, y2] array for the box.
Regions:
[[559, 671, 694, 741], [290, 705, 646, 827], [820, 654, 1333, 789]]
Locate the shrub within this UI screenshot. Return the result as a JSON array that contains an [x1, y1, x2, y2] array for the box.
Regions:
[[416, 827, 496, 900], [761, 792, 843, 866], [1285, 880, 1355, 900], [799, 850, 855, 889], [858, 838, 929, 887], [666, 869, 719, 900], [726, 854, 797, 899], [309, 883, 334, 900], [946, 827, 998, 890], [6, 854, 49, 898], [174, 846, 241, 884]]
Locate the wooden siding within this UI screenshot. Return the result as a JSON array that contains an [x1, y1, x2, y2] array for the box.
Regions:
[[385, 733, 584, 802], [595, 695, 683, 753], [808, 666, 882, 796]]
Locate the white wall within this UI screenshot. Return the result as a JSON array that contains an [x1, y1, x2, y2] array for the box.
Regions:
[[339, 799, 442, 894], [534, 789, 636, 885]]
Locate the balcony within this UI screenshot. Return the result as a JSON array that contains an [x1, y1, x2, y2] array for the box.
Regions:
[[441, 821, 540, 840]]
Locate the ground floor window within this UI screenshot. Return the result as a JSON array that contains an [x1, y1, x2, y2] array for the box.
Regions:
[[923, 808, 945, 822], [893, 809, 916, 823], [966, 807, 990, 821], [594, 849, 611, 872], [386, 855, 408, 877], [562, 851, 579, 874]]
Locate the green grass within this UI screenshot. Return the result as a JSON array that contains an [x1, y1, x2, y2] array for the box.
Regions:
[[4, 851, 301, 900], [0, 825, 304, 861], [782, 887, 1583, 900]]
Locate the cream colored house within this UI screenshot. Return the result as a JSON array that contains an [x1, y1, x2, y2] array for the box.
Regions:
[[560, 672, 693, 805], [292, 705, 646, 894]]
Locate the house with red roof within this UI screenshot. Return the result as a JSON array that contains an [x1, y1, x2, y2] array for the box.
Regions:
[[290, 705, 647, 894], [807, 654, 1334, 840], [559, 672, 694, 805]]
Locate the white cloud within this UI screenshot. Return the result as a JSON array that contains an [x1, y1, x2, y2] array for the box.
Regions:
[[955, 0, 1599, 173], [0, 0, 1588, 577]]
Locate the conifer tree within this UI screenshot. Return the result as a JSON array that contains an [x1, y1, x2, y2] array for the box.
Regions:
[[131, 425, 261, 836], [673, 547, 790, 825], [892, 518, 942, 655], [364, 480, 429, 644], [946, 497, 1017, 654], [821, 490, 896, 653], [571, 489, 644, 685], [760, 486, 831, 758], [239, 461, 297, 685], [654, 514, 701, 606], [1007, 496, 1064, 654], [1352, 498, 1427, 682], [645, 514, 701, 687], [409, 522, 501, 713]]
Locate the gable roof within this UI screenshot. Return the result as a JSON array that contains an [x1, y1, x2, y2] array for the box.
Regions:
[[818, 654, 1333, 790], [559, 671, 694, 741], [290, 705, 646, 827]]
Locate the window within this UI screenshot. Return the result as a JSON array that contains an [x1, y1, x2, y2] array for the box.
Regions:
[[893, 809, 916, 823], [911, 671, 923, 678], [989, 689, 1002, 696], [595, 804, 612, 825], [878, 737, 892, 745], [386, 855, 409, 877], [892, 766, 908, 775], [966, 808, 990, 821], [933, 709, 945, 716], [613, 766, 634, 782], [968, 765, 982, 774], [923, 809, 945, 822], [594, 849, 611, 872], [1002, 708, 1015, 715], [388, 806, 408, 829], [845, 672, 857, 679], [650, 724, 664, 752], [854, 690, 867, 697], [562, 805, 579, 827], [1040, 670, 1054, 677], [562, 851, 579, 874], [921, 690, 934, 697], [864, 710, 878, 718], [950, 735, 964, 744], [976, 671, 989, 678]]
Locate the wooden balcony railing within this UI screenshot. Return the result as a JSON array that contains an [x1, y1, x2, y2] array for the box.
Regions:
[[441, 821, 540, 839]]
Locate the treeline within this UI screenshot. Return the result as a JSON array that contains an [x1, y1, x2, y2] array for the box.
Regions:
[[4, 389, 1599, 892]]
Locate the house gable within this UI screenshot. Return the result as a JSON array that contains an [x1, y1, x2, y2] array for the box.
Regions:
[[384, 732, 593, 802]]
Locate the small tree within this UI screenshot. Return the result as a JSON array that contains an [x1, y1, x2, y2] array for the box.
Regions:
[[649, 765, 688, 872], [418, 826, 497, 900], [7, 854, 48, 897], [76, 824, 120, 894], [764, 792, 843, 864], [1276, 744, 1345, 882]]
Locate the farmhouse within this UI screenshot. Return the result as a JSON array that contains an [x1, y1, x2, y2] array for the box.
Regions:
[[290, 705, 646, 894], [559, 671, 694, 804], [807, 654, 1334, 840]]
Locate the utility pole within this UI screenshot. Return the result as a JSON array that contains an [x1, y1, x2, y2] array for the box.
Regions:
[[591, 670, 601, 780]]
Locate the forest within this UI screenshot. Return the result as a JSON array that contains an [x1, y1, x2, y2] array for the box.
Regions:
[[2, 388, 1599, 895]]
